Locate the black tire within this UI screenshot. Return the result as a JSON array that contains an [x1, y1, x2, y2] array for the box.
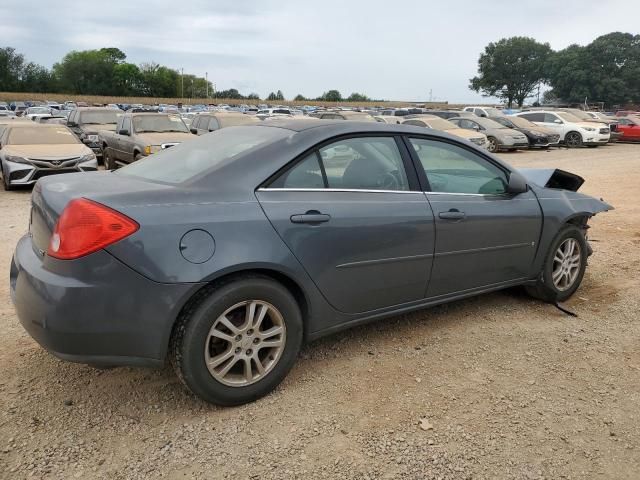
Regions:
[[2, 168, 13, 191], [170, 275, 303, 406], [564, 131, 583, 148], [526, 225, 588, 302], [486, 136, 499, 153], [103, 147, 116, 170], [133, 153, 142, 163]]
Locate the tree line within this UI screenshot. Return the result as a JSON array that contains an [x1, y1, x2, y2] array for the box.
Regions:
[[0, 46, 376, 102], [470, 32, 640, 108]]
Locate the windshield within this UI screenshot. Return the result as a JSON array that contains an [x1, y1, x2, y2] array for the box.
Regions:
[[26, 107, 50, 114], [425, 117, 458, 130], [476, 117, 508, 129], [484, 108, 504, 117], [507, 116, 537, 128], [118, 126, 289, 184], [7, 126, 80, 145], [132, 114, 189, 133], [78, 110, 119, 124], [557, 112, 583, 123]]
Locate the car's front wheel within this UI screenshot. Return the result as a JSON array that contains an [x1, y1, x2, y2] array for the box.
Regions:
[[171, 276, 303, 406], [103, 148, 116, 170], [527, 225, 588, 302], [486, 136, 498, 153], [565, 131, 583, 148]]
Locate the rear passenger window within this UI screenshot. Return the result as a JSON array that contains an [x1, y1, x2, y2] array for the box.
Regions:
[[544, 113, 560, 123], [269, 153, 324, 189], [268, 137, 410, 191], [320, 137, 409, 191]]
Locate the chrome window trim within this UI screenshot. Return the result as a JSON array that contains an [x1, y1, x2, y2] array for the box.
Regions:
[[257, 188, 515, 197], [257, 188, 418, 194]]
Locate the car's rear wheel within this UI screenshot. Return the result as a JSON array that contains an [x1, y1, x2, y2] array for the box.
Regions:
[[565, 131, 583, 148], [526, 225, 588, 302], [486, 136, 498, 153], [171, 276, 303, 406]]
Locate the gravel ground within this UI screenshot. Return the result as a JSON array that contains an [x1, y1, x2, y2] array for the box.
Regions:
[[1, 144, 639, 480]]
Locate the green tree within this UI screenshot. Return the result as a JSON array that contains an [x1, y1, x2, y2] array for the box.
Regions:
[[347, 92, 370, 102], [139, 62, 180, 97], [246, 93, 260, 100], [113, 63, 142, 95], [215, 88, 244, 99], [470, 37, 552, 107], [275, 90, 284, 100], [0, 47, 26, 91], [20, 62, 53, 93], [53, 47, 127, 95], [319, 89, 342, 102], [547, 32, 640, 106], [266, 91, 278, 101]]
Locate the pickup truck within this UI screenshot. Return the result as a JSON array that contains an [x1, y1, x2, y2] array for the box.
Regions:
[[100, 112, 194, 169]]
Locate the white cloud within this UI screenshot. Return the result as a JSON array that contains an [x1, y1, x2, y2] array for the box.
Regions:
[[1, 0, 638, 102]]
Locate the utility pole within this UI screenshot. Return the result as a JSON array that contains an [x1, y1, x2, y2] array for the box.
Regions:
[[181, 68, 184, 99], [205, 72, 208, 98], [429, 89, 433, 102]]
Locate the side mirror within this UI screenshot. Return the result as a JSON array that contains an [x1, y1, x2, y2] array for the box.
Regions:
[[507, 171, 528, 195], [67, 121, 78, 127], [118, 129, 130, 136], [190, 128, 197, 134], [554, 119, 563, 124]]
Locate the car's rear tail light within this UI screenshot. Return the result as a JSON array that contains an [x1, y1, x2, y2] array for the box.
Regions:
[[48, 198, 139, 260]]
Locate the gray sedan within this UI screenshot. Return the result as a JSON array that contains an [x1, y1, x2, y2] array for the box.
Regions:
[[11, 120, 611, 405], [449, 116, 529, 153]]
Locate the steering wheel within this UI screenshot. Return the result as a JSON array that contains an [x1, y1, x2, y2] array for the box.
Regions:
[[377, 171, 400, 190], [427, 173, 448, 191]]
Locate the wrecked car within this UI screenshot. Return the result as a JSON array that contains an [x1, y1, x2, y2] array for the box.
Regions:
[[11, 120, 612, 406]]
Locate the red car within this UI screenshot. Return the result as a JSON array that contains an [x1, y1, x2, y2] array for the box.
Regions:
[[617, 116, 640, 142]]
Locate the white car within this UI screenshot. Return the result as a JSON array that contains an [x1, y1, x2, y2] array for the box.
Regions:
[[23, 106, 53, 121], [463, 106, 505, 118], [515, 110, 610, 147], [256, 108, 292, 120]]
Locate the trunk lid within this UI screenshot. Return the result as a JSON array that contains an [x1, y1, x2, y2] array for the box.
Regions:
[[29, 171, 174, 254]]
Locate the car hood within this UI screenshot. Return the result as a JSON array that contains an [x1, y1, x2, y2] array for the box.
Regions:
[[575, 121, 607, 129], [446, 128, 485, 140], [3, 143, 93, 158], [520, 168, 612, 212], [135, 132, 194, 145]]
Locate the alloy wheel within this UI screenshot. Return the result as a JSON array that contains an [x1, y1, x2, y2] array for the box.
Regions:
[[204, 300, 286, 387], [487, 137, 498, 152], [565, 132, 582, 148], [552, 238, 582, 291]]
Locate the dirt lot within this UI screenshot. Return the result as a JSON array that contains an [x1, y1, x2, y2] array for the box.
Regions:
[[1, 144, 639, 479]]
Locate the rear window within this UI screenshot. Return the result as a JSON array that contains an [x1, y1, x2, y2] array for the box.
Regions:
[[117, 126, 289, 184]]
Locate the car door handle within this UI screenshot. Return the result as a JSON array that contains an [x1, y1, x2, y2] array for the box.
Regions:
[[438, 210, 466, 220], [290, 211, 331, 224]]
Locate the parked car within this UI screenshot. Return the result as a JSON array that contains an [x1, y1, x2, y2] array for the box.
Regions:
[[316, 111, 376, 122], [373, 116, 402, 124], [558, 109, 622, 142], [256, 108, 292, 120], [616, 116, 640, 142], [24, 106, 53, 121], [100, 113, 194, 169], [190, 112, 260, 135], [379, 109, 410, 117], [11, 119, 611, 405], [9, 102, 27, 116], [0, 124, 97, 190], [448, 117, 529, 153], [514, 111, 610, 147], [402, 114, 487, 148], [67, 107, 121, 160], [463, 106, 505, 118], [35, 116, 68, 125], [427, 110, 477, 120], [490, 116, 560, 148]]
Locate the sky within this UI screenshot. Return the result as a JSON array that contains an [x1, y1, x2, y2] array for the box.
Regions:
[[1, 0, 639, 102]]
